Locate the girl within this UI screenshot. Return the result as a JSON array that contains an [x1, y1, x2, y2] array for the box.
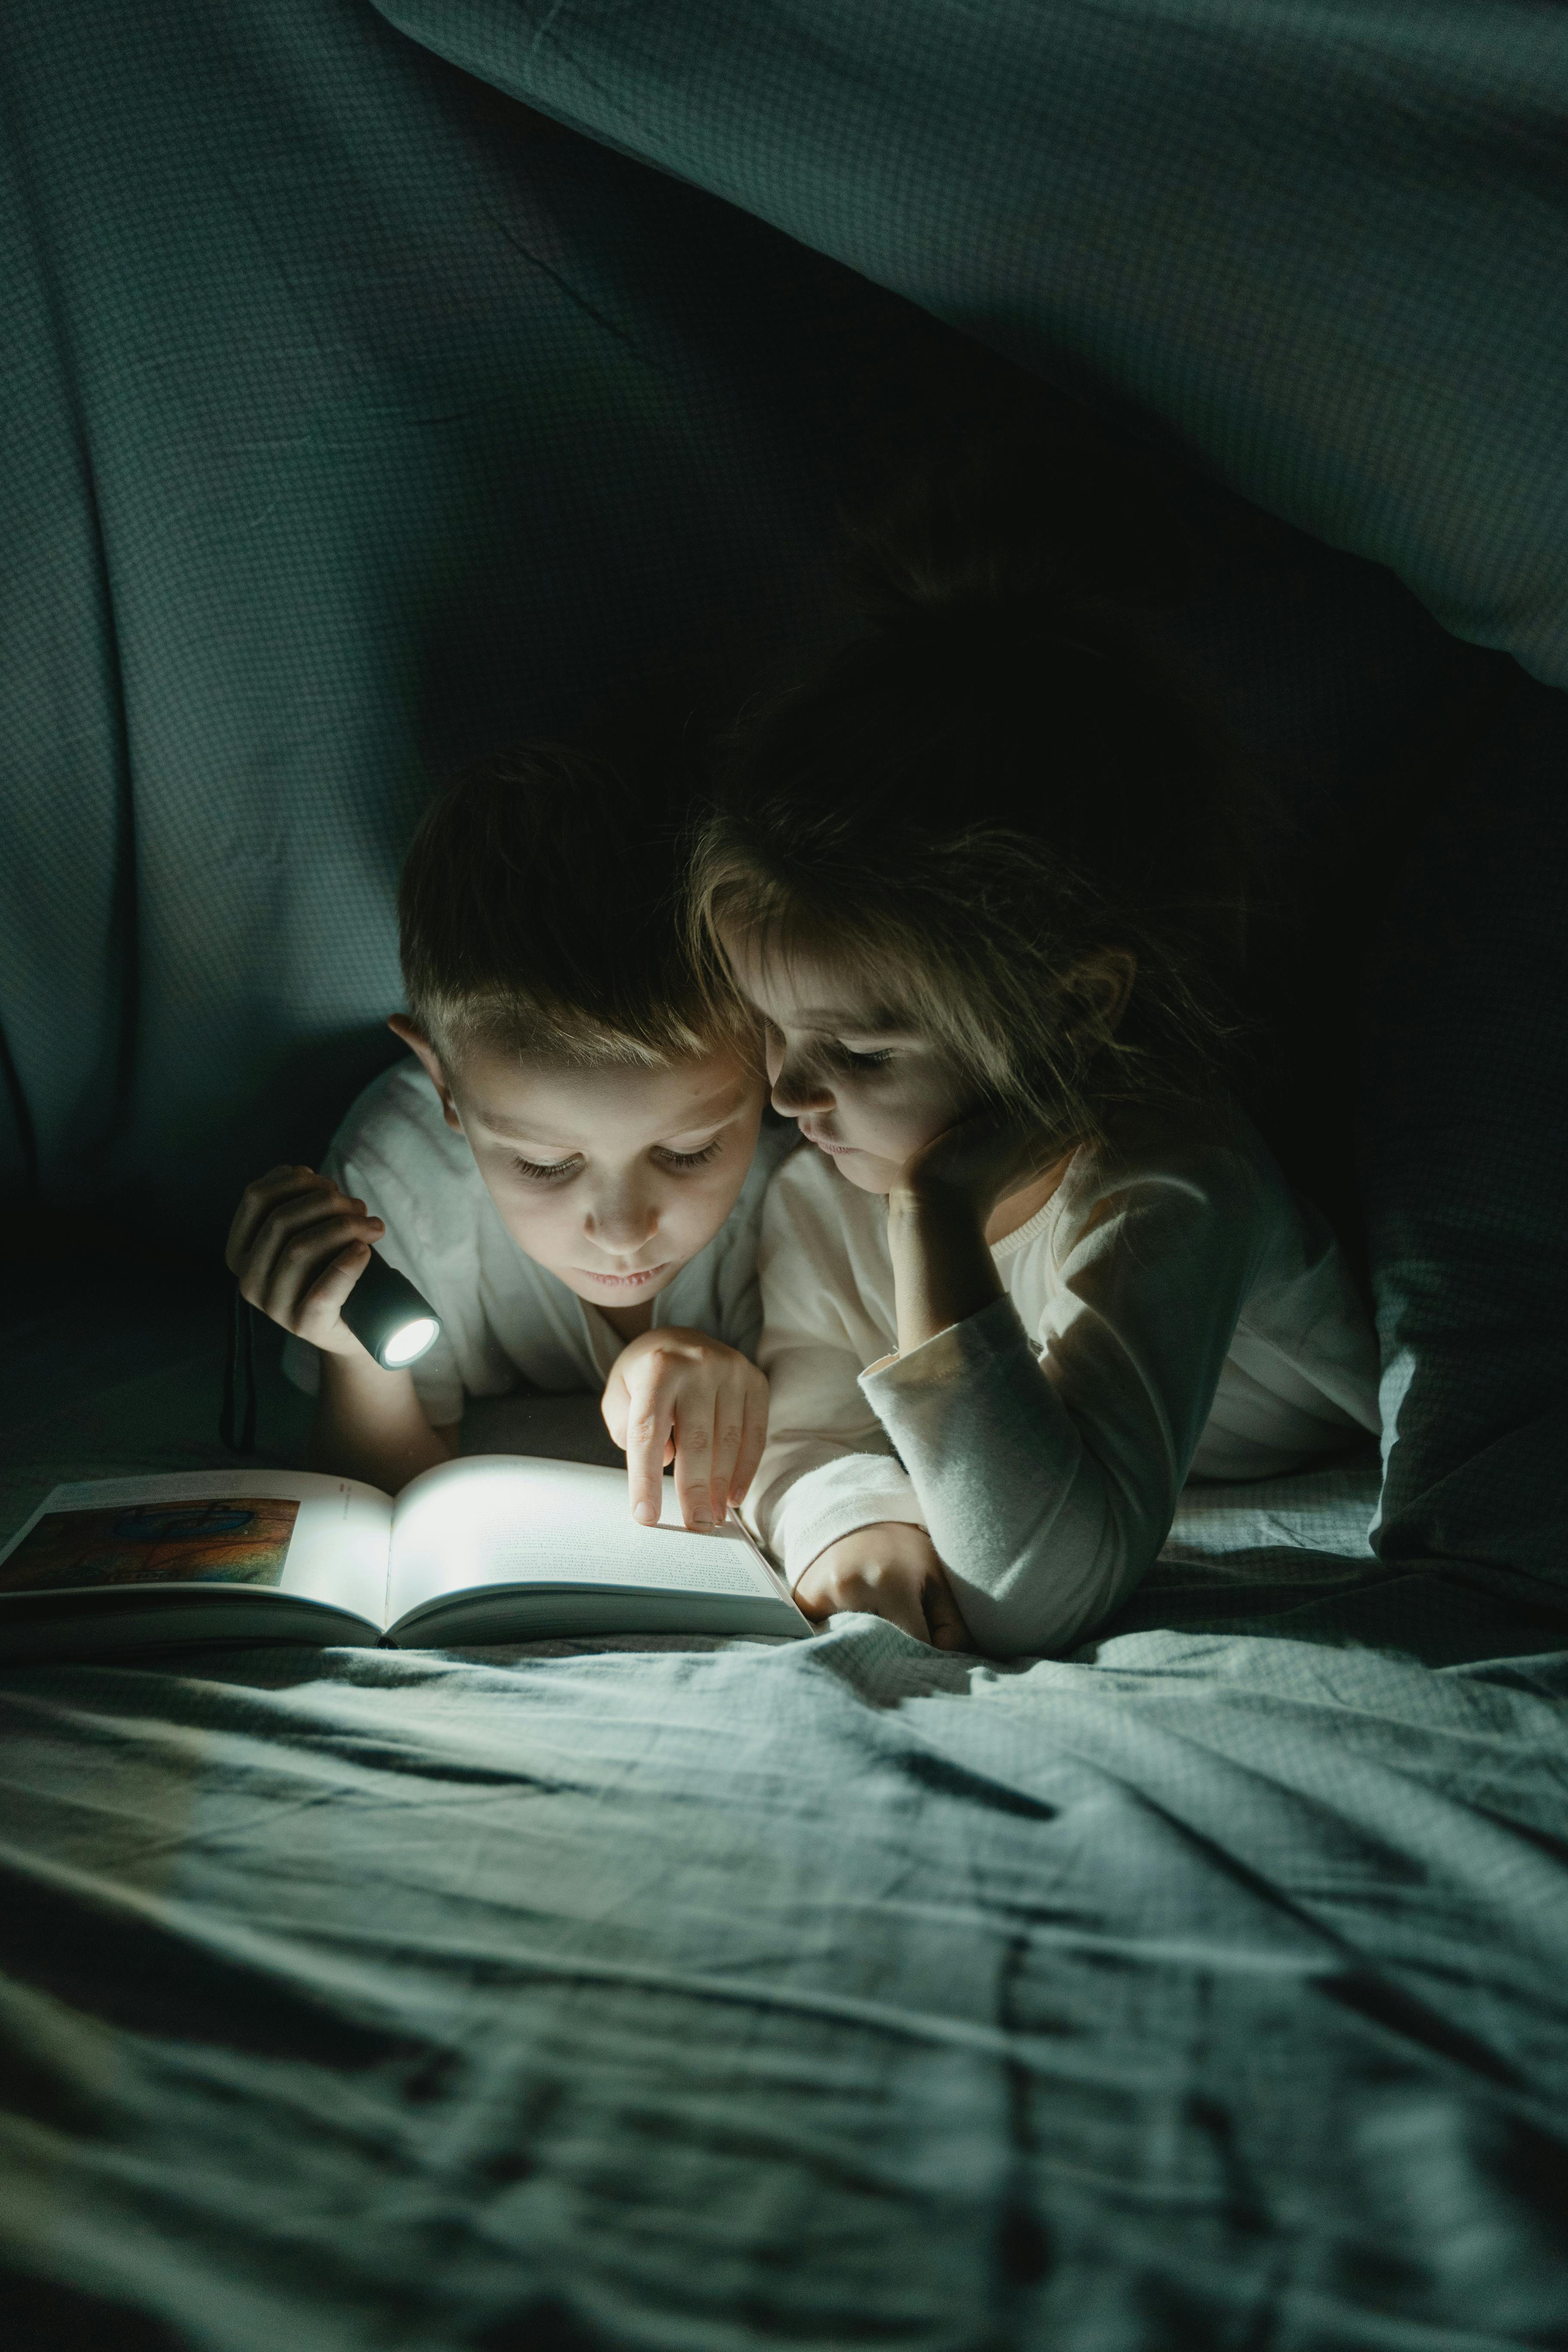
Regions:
[[692, 435, 1380, 1655]]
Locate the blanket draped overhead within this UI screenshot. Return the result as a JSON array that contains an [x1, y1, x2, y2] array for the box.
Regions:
[[374, 0, 1568, 690], [6, 0, 1564, 1257], [0, 0, 991, 1230]]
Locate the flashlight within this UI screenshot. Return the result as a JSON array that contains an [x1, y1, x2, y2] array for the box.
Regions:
[[340, 1250, 442, 1370]]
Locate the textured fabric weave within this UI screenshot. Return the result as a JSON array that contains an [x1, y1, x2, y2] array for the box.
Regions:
[[375, 0, 1568, 690], [3, 1473, 1567, 2349], [1361, 670, 1568, 1588], [0, 0, 984, 1233]]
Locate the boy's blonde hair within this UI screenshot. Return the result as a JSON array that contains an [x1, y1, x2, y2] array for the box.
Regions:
[[690, 432, 1257, 1151], [400, 740, 740, 1071]]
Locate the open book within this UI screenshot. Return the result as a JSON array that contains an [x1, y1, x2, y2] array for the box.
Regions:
[[0, 1455, 809, 1661]]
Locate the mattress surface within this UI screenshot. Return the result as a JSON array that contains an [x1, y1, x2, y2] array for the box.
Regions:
[[5, 1462, 1567, 2346]]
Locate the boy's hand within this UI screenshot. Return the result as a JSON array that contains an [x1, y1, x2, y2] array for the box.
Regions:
[[601, 1328, 769, 1532], [793, 1523, 972, 1650], [225, 1166, 385, 1359]]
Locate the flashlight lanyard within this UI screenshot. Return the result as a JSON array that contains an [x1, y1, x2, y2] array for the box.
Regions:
[[219, 1279, 259, 1454]]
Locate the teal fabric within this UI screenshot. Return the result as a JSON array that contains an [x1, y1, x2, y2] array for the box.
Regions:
[[0, 0, 986, 1237], [3, 1494, 1567, 2349], [1362, 670, 1568, 1589], [0, 0, 1540, 1288], [372, 0, 1568, 692]]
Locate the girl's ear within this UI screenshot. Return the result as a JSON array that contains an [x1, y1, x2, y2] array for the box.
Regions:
[[387, 1015, 464, 1132], [1069, 950, 1138, 1041]]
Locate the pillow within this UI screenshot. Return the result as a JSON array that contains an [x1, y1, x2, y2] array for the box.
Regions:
[[1360, 670, 1568, 1591]]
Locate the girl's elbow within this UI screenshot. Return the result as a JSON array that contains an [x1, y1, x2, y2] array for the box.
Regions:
[[958, 1537, 1153, 1659]]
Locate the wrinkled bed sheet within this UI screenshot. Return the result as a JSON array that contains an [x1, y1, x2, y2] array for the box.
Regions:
[[4, 1464, 1567, 2349]]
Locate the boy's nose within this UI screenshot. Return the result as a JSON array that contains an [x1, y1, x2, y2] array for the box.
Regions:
[[585, 1196, 659, 1253]]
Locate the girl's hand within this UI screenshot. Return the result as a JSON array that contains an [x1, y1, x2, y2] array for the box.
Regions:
[[225, 1166, 384, 1359], [793, 1523, 972, 1650], [898, 1108, 1067, 1223], [601, 1328, 769, 1532]]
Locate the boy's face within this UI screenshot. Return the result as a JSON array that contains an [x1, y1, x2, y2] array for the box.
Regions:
[[392, 1022, 766, 1313], [723, 934, 968, 1196]]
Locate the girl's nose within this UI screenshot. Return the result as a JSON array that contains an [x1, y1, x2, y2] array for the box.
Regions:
[[771, 1055, 834, 1117]]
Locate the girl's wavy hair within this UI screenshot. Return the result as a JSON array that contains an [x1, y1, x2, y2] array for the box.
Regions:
[[689, 429, 1260, 1152]]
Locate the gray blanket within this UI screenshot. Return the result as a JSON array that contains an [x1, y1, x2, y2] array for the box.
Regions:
[[5, 1465, 1567, 2347]]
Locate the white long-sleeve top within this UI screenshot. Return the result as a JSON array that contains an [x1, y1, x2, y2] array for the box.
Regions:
[[751, 1109, 1380, 1657]]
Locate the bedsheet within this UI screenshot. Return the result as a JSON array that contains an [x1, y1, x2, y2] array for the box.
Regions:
[[5, 1464, 1568, 2348]]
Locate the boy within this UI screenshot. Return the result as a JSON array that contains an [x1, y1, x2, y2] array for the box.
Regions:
[[226, 739, 793, 1528]]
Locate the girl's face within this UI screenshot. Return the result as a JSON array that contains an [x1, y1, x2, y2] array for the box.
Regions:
[[725, 933, 968, 1194]]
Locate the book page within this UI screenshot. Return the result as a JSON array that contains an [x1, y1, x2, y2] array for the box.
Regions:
[[387, 1454, 789, 1626], [0, 1470, 391, 1630]]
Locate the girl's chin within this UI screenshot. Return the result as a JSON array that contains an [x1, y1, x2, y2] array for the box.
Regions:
[[826, 1150, 903, 1195]]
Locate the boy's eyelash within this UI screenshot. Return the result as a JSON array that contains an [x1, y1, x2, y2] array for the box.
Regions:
[[513, 1155, 581, 1183], [657, 1141, 723, 1170], [511, 1142, 722, 1182]]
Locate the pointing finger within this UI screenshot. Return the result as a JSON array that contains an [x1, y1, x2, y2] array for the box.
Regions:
[[623, 1362, 673, 1528]]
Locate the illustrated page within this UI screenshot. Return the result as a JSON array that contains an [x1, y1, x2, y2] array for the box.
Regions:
[[387, 1454, 790, 1626], [0, 1469, 390, 1628]]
